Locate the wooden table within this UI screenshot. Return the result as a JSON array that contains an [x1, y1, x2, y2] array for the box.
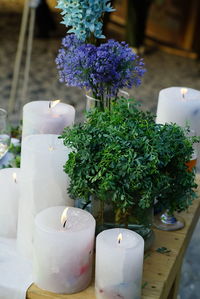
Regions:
[[27, 177, 200, 299]]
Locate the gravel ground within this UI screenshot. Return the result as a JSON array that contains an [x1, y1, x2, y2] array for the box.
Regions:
[[0, 5, 200, 298]]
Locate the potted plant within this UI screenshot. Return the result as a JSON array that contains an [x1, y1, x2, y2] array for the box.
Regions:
[[60, 99, 197, 249]]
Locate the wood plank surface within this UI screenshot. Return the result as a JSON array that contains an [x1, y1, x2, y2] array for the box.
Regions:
[[27, 176, 200, 299]]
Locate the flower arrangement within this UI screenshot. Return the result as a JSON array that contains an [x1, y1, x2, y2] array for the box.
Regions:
[[56, 36, 145, 108], [55, 0, 145, 110], [60, 99, 197, 236]]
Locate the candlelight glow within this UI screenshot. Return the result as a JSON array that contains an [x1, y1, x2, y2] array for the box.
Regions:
[[49, 100, 60, 109], [61, 207, 69, 228], [12, 172, 17, 183], [117, 233, 123, 244], [181, 88, 188, 99]]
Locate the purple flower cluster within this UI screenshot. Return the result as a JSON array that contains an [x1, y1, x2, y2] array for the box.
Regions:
[[56, 35, 146, 99]]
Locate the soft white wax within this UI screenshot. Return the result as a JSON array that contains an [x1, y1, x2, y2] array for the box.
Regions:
[[156, 87, 200, 135], [33, 206, 95, 294], [0, 168, 20, 237], [95, 228, 144, 299], [22, 100, 75, 137], [17, 134, 73, 258]]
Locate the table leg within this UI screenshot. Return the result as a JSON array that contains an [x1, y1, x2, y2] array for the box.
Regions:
[[167, 267, 182, 299]]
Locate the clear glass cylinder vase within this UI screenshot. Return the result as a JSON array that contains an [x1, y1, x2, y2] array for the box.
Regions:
[[85, 90, 130, 112], [76, 196, 154, 251]]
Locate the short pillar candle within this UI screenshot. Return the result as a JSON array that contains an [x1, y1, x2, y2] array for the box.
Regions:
[[95, 228, 144, 299], [22, 100, 75, 137], [0, 168, 20, 237], [33, 206, 96, 294]]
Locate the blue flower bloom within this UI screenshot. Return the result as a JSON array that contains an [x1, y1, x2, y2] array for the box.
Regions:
[[56, 0, 114, 41], [56, 35, 146, 100]]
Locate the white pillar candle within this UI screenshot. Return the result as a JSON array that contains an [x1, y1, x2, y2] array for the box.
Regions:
[[17, 134, 73, 258], [33, 206, 95, 294], [156, 87, 200, 135], [95, 228, 144, 299], [0, 168, 20, 237], [22, 100, 75, 137]]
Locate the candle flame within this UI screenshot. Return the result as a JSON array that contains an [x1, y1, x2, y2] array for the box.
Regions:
[[181, 88, 188, 99], [12, 172, 17, 183], [61, 207, 69, 228], [49, 100, 60, 109], [117, 233, 123, 244]]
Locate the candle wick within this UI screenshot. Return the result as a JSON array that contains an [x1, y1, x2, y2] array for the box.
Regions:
[[49, 102, 51, 109], [182, 94, 185, 99], [63, 220, 67, 228], [118, 239, 121, 244]]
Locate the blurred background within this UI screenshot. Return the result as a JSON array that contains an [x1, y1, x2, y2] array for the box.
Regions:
[[0, 0, 200, 298]]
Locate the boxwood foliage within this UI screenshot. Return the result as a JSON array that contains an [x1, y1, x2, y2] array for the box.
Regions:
[[60, 99, 197, 214]]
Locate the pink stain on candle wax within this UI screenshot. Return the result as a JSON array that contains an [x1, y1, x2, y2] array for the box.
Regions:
[[78, 263, 89, 276]]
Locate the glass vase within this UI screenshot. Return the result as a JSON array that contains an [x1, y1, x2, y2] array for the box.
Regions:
[[76, 196, 154, 251], [85, 90, 129, 112]]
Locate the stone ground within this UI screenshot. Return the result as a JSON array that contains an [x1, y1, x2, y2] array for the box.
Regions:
[[0, 3, 200, 298]]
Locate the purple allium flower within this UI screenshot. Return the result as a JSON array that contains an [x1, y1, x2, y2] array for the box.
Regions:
[[56, 35, 146, 100]]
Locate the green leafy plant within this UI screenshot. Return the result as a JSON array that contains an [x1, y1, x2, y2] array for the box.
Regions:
[[154, 125, 198, 214], [61, 99, 197, 221]]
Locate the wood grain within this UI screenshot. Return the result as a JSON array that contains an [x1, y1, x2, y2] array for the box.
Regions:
[[27, 176, 200, 299]]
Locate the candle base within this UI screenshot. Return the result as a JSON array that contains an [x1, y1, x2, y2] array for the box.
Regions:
[[154, 211, 185, 231]]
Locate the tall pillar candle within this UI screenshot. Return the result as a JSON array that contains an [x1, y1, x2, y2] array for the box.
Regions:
[[95, 228, 144, 299], [156, 87, 200, 135], [33, 206, 95, 294], [17, 134, 73, 258], [22, 100, 75, 137], [0, 168, 20, 237]]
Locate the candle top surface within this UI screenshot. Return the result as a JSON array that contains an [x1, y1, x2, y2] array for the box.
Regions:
[[22, 134, 69, 153], [159, 87, 200, 102], [97, 228, 144, 249], [35, 206, 95, 233], [0, 167, 20, 182], [23, 100, 75, 116]]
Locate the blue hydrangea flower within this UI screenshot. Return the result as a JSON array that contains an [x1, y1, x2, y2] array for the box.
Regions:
[[56, 35, 146, 100], [56, 0, 114, 41]]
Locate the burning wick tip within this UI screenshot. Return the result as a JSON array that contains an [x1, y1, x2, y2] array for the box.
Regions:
[[118, 239, 121, 244]]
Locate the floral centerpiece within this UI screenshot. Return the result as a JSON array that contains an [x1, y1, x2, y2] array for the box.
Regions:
[[60, 99, 198, 247], [55, 1, 145, 110], [56, 1, 198, 245]]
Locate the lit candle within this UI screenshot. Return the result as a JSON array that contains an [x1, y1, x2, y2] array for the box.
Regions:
[[0, 168, 20, 237], [22, 100, 75, 137], [95, 228, 144, 299], [17, 134, 73, 258], [156, 87, 200, 135], [33, 206, 95, 294]]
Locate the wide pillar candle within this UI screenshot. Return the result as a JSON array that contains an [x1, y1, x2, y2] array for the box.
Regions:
[[22, 100, 75, 137], [95, 228, 144, 299], [156, 87, 200, 135], [0, 168, 20, 237], [17, 134, 73, 258], [33, 206, 95, 294]]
